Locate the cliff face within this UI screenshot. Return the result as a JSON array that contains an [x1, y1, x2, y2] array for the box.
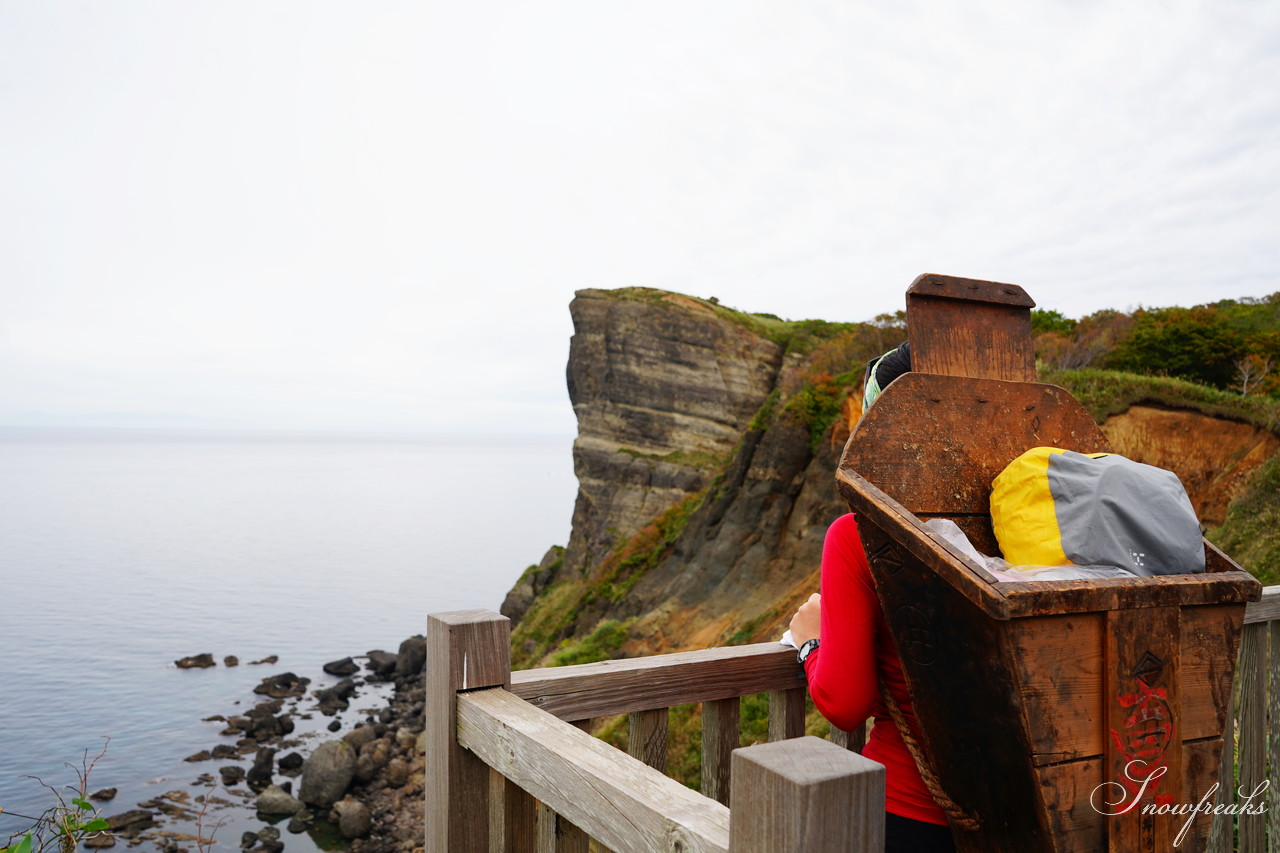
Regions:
[[562, 289, 786, 576], [505, 288, 1280, 667], [1100, 405, 1280, 529]]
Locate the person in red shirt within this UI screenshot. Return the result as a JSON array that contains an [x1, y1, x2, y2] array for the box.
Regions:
[[788, 341, 957, 853]]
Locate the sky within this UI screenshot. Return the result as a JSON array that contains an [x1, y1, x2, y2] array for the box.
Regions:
[[2, 1, 1278, 435]]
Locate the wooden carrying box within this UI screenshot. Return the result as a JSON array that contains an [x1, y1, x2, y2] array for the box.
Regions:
[[836, 275, 1262, 853]]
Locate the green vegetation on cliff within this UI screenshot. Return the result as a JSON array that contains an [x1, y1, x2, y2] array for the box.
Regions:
[[1211, 451, 1280, 586], [1045, 368, 1280, 431], [511, 490, 708, 669]]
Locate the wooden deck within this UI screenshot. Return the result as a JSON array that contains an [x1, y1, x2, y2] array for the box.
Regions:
[[425, 584, 1280, 853]]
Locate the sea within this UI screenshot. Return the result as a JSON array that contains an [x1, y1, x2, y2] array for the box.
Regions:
[[0, 427, 578, 852]]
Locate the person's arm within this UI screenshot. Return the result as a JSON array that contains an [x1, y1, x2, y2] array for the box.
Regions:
[[788, 513, 880, 732]]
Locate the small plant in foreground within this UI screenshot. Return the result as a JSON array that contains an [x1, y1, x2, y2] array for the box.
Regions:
[[1, 742, 110, 853]]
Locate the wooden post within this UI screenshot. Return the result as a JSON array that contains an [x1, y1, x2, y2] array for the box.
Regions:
[[830, 720, 866, 753], [767, 687, 805, 742], [425, 609, 511, 853], [627, 708, 668, 772], [703, 697, 739, 805], [728, 736, 884, 853], [488, 768, 535, 853], [1238, 621, 1267, 853]]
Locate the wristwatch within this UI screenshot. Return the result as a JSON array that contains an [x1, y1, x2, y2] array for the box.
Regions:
[[797, 638, 820, 665]]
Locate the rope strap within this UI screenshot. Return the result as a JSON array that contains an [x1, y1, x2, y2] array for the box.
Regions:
[[878, 680, 982, 833]]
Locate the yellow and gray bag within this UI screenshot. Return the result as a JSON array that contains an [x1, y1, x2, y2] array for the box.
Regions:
[[990, 447, 1205, 577]]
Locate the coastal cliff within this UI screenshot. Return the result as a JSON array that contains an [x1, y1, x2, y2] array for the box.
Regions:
[[505, 289, 1280, 672]]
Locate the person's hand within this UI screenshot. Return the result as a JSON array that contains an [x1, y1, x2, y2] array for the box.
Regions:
[[789, 592, 821, 647]]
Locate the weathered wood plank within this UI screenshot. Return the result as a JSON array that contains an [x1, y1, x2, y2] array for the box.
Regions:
[[997, 571, 1261, 619], [1208, 688, 1235, 853], [510, 643, 803, 721], [489, 768, 535, 853], [1243, 584, 1280, 624], [840, 374, 1107, 520], [1103, 606, 1182, 852], [1271, 621, 1280, 853], [702, 698, 738, 806], [425, 610, 511, 853], [1009, 613, 1104, 765], [728, 736, 885, 853], [1238, 621, 1267, 853], [458, 688, 730, 853], [628, 708, 668, 773], [768, 687, 805, 743], [905, 273, 1037, 383]]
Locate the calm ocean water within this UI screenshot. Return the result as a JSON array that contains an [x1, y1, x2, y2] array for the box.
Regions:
[[0, 428, 577, 851]]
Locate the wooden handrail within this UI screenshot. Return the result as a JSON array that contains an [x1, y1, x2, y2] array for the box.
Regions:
[[510, 642, 803, 721], [458, 687, 731, 853], [427, 609, 886, 853], [1242, 584, 1280, 624]]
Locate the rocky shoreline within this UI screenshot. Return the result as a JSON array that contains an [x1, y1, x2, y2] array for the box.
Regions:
[[88, 640, 428, 853]]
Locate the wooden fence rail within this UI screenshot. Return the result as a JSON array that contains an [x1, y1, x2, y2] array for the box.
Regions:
[[426, 609, 885, 853], [1209, 586, 1280, 853]]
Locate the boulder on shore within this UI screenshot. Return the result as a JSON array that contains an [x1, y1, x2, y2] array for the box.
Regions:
[[334, 797, 371, 840], [175, 653, 215, 669], [298, 740, 356, 808], [255, 785, 304, 816], [396, 637, 426, 678], [365, 650, 398, 678]]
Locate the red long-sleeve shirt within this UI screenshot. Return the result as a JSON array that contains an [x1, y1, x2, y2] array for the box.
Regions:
[[803, 512, 949, 826]]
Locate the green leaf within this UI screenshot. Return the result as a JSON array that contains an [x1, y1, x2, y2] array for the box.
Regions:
[[7, 833, 34, 853], [83, 820, 109, 833], [72, 797, 93, 811]]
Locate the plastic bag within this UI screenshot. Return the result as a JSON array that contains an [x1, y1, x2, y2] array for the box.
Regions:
[[922, 518, 1137, 583]]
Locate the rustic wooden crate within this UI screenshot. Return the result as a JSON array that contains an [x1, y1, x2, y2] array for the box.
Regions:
[[837, 275, 1261, 853]]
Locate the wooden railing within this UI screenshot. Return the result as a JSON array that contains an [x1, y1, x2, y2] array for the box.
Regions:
[[425, 609, 884, 853], [1209, 585, 1280, 853], [428, 587, 1280, 853]]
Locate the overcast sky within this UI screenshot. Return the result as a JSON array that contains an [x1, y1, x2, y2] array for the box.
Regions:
[[3, 2, 1278, 435]]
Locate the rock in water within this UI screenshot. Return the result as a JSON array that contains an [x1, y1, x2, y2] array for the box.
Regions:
[[253, 672, 309, 698], [298, 740, 356, 808], [365, 650, 398, 678], [88, 788, 117, 801], [396, 636, 426, 677], [219, 765, 246, 786], [277, 751, 304, 774], [322, 657, 359, 676], [224, 655, 240, 667], [254, 785, 303, 816], [104, 810, 156, 837], [174, 653, 216, 669], [334, 797, 372, 839], [247, 747, 277, 792]]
